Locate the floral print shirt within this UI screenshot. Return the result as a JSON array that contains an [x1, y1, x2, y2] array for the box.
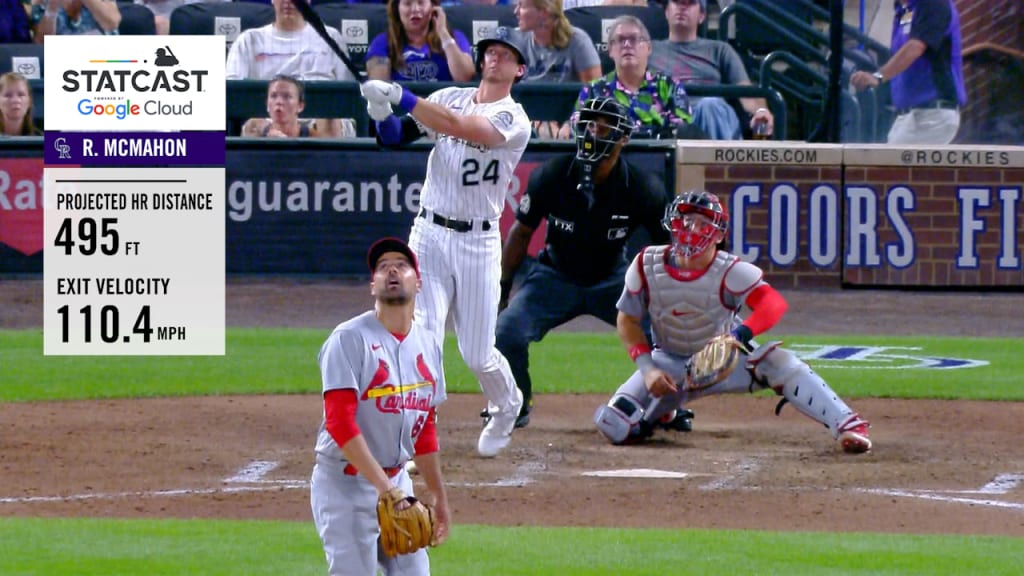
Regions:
[[575, 69, 693, 139]]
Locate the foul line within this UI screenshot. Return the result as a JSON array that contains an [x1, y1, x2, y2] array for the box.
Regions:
[[859, 488, 1024, 511], [0, 483, 308, 505], [2, 461, 1020, 515]]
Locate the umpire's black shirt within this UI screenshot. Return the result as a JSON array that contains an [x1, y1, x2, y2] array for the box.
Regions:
[[516, 154, 671, 286]]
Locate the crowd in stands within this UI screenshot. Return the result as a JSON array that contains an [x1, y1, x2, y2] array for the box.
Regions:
[[0, 0, 967, 144], [0, 71, 41, 136]]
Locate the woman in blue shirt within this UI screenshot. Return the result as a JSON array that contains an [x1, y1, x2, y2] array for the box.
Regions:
[[366, 0, 475, 82]]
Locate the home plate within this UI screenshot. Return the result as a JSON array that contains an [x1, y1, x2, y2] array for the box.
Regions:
[[582, 469, 689, 479]]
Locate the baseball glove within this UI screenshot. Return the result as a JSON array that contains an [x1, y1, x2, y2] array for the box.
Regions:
[[377, 487, 434, 557], [686, 333, 741, 390]]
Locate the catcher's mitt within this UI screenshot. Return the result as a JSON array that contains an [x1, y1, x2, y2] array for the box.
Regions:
[[377, 487, 434, 557], [686, 333, 741, 390]]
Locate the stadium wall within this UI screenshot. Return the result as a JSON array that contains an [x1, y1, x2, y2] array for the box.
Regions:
[[1, 139, 1020, 289]]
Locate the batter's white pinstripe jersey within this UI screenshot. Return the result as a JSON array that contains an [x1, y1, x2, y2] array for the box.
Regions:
[[225, 23, 356, 81], [417, 87, 531, 221]]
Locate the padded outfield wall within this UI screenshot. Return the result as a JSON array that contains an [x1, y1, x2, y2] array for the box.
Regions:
[[676, 141, 1023, 289], [1, 139, 1021, 289]]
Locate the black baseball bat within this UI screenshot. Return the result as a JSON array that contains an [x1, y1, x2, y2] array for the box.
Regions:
[[289, 0, 366, 83]]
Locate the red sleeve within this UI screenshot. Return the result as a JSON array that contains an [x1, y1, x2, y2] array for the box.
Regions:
[[324, 389, 360, 448], [742, 284, 788, 336], [414, 407, 438, 455]]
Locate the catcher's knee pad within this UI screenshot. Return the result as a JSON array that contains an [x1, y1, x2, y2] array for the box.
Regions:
[[594, 394, 651, 445], [745, 341, 802, 391]]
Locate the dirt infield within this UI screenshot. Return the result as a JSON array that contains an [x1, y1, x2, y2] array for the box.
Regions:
[[2, 278, 1023, 536]]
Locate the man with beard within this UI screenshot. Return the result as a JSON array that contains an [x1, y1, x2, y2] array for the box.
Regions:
[[311, 237, 451, 576]]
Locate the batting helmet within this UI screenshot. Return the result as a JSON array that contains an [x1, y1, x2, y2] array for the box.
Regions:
[[574, 97, 634, 163], [475, 27, 527, 83], [661, 190, 729, 258]]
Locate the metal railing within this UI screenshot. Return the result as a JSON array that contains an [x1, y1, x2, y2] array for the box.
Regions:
[[759, 51, 868, 142], [28, 79, 788, 140]]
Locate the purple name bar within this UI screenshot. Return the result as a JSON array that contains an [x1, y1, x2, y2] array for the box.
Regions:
[[44, 132, 225, 166]]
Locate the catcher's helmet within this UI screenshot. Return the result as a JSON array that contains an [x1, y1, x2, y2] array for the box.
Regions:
[[662, 190, 729, 258], [574, 97, 634, 163], [475, 27, 527, 83]]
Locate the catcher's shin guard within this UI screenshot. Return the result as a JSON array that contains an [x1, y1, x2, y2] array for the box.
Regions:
[[746, 342, 862, 438], [594, 395, 652, 444]]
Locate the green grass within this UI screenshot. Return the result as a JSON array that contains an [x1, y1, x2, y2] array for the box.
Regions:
[[2, 329, 1021, 402], [0, 519, 1022, 576], [2, 327, 1023, 575]]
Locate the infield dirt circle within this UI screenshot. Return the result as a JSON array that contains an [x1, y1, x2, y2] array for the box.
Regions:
[[2, 279, 1023, 537]]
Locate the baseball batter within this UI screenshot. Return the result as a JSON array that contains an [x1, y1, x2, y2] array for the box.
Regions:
[[310, 237, 450, 576], [594, 190, 873, 453], [359, 28, 531, 458]]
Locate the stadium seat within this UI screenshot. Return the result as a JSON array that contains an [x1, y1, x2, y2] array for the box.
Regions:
[[565, 5, 669, 75], [0, 43, 44, 80], [444, 4, 517, 55], [169, 2, 275, 55], [732, 0, 814, 56], [310, 3, 388, 74], [118, 3, 157, 35]]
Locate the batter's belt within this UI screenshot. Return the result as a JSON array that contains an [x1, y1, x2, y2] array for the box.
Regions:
[[418, 209, 494, 233]]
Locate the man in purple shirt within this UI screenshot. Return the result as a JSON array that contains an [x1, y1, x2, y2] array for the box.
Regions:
[[851, 0, 966, 144]]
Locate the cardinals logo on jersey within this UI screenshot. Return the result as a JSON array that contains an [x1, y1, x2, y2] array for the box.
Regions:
[[362, 356, 437, 414]]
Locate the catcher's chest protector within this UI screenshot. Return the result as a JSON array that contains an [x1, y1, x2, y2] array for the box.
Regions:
[[643, 247, 738, 356]]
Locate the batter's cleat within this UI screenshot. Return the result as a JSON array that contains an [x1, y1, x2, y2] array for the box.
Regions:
[[478, 411, 517, 457], [655, 409, 695, 432], [838, 422, 872, 454], [478, 389, 522, 458]]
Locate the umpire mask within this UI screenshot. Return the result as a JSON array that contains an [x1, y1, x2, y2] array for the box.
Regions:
[[574, 98, 633, 165]]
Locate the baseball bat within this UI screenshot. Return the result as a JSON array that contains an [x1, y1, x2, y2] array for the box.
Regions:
[[289, 0, 366, 83]]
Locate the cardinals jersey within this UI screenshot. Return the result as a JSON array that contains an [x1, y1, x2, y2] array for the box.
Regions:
[[315, 311, 447, 468]]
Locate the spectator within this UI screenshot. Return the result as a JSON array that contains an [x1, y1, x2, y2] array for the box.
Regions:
[[227, 0, 357, 136], [512, 0, 601, 138], [0, 73, 41, 137], [513, 0, 600, 83], [226, 0, 357, 82], [241, 75, 349, 138], [365, 0, 474, 82], [134, 0, 182, 35], [850, 0, 966, 144], [575, 15, 694, 139], [1, 0, 34, 42], [30, 0, 121, 38], [649, 0, 772, 140]]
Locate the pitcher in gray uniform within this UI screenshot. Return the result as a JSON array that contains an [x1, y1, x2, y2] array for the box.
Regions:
[[311, 237, 450, 576], [594, 190, 872, 453]]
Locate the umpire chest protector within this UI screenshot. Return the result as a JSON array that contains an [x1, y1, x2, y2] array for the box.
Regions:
[[641, 246, 758, 356], [533, 157, 645, 283]]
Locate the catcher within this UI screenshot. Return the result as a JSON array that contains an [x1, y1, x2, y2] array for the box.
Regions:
[[311, 237, 449, 576], [593, 190, 872, 453]]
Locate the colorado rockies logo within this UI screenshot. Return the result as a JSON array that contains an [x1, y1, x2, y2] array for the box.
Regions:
[[493, 111, 514, 130]]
